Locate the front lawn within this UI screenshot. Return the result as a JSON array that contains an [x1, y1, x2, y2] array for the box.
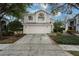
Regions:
[[68, 51, 79, 56], [49, 33, 79, 45], [0, 34, 24, 44]]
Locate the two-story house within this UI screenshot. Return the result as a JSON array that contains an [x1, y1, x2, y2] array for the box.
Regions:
[[23, 10, 54, 34]]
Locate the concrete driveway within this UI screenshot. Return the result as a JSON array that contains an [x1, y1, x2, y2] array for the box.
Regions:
[[0, 34, 72, 56]]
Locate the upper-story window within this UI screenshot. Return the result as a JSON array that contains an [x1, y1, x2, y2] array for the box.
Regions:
[[38, 13, 45, 21], [28, 16, 33, 21]]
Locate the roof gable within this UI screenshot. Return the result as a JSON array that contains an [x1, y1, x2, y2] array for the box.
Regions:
[[27, 10, 51, 15], [34, 10, 51, 15]]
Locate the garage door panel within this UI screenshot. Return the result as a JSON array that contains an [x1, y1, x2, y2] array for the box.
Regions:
[[24, 25, 51, 34]]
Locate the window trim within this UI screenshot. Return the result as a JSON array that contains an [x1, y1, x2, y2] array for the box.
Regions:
[[38, 13, 45, 21], [28, 16, 33, 21]]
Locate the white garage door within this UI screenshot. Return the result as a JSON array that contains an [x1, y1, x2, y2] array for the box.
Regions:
[[24, 25, 51, 34]]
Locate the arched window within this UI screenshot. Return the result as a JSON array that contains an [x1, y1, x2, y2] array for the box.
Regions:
[[28, 16, 33, 21], [38, 13, 44, 21]]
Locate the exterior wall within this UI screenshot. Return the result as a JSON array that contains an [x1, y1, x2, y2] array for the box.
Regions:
[[64, 22, 69, 32], [23, 10, 53, 34], [24, 11, 51, 23], [64, 19, 70, 32], [35, 11, 51, 23], [24, 14, 35, 23], [76, 16, 79, 32]]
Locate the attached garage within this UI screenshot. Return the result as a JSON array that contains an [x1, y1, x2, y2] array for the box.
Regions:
[[23, 24, 51, 34]]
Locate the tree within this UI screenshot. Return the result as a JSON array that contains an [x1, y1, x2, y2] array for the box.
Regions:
[[7, 20, 23, 35], [0, 3, 31, 39], [49, 3, 79, 15], [54, 20, 64, 33]]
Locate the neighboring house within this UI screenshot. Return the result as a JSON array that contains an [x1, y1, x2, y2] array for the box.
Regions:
[[23, 10, 54, 34], [64, 14, 79, 32]]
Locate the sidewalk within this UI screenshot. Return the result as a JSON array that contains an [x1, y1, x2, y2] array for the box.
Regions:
[[59, 44, 79, 51]]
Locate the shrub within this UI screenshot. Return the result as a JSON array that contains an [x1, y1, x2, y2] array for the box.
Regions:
[[2, 31, 14, 36], [67, 30, 75, 34], [53, 28, 57, 32], [54, 28, 65, 33], [7, 20, 23, 35], [56, 32, 62, 36], [53, 20, 64, 33]]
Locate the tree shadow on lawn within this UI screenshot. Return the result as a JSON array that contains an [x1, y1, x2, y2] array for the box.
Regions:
[[0, 34, 25, 44]]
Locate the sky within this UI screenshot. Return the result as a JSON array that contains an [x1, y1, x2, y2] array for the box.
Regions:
[[27, 3, 79, 21], [27, 4, 52, 13]]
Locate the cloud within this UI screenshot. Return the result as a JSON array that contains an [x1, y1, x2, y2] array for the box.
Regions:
[[55, 12, 61, 17], [27, 8, 39, 13], [40, 4, 48, 9]]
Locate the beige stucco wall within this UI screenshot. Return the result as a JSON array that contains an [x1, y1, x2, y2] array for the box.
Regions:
[[23, 10, 53, 34]]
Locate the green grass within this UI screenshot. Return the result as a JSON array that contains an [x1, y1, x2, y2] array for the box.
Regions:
[[68, 51, 79, 56], [50, 33, 79, 45]]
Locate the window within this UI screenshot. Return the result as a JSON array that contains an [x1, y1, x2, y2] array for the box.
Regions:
[[38, 13, 44, 21], [28, 16, 33, 20]]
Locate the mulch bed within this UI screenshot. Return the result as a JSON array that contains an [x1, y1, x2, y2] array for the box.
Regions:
[[0, 34, 25, 44]]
